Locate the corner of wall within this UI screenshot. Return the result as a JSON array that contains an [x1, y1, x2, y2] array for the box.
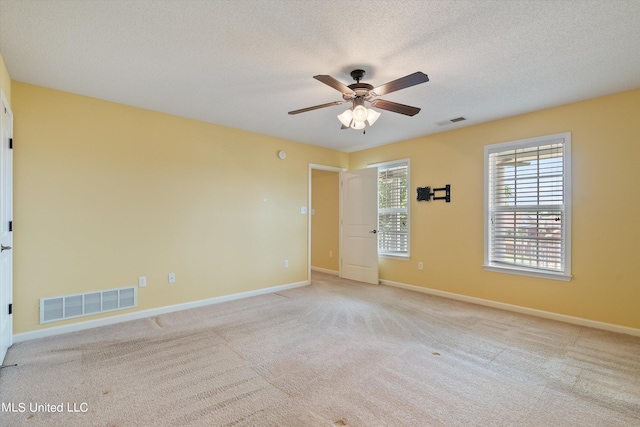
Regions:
[[0, 49, 12, 105]]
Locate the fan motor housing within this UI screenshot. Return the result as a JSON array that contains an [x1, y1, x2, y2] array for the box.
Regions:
[[348, 83, 373, 91], [347, 69, 372, 97], [344, 83, 373, 101]]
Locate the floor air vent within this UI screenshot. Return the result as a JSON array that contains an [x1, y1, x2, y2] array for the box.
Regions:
[[40, 286, 137, 324]]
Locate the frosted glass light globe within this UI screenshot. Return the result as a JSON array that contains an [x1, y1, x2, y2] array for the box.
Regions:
[[337, 109, 353, 127], [366, 109, 381, 126], [351, 120, 366, 130], [352, 105, 368, 122]]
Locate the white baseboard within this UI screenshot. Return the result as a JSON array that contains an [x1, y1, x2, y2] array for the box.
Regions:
[[310, 267, 339, 275], [13, 280, 309, 343], [16, 277, 639, 342], [380, 279, 640, 338]]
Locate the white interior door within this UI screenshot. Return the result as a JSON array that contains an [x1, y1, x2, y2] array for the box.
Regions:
[[340, 167, 379, 284], [0, 92, 13, 364]]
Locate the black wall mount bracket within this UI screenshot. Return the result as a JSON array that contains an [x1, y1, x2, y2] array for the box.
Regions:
[[417, 184, 450, 203]]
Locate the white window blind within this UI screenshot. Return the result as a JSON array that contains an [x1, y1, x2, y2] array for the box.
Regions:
[[485, 133, 571, 280], [376, 160, 409, 257]]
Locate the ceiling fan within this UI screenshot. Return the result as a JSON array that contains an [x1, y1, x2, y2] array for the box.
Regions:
[[288, 69, 429, 131]]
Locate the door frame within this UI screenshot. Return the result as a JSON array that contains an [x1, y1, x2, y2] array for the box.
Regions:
[[308, 164, 345, 284], [0, 90, 13, 364]]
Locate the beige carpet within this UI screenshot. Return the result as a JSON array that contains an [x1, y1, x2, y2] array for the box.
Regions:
[[1, 272, 639, 426]]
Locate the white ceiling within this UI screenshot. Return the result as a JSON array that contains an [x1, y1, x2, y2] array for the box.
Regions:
[[1, 0, 639, 153]]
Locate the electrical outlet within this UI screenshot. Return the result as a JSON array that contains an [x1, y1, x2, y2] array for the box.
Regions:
[[168, 273, 176, 284], [300, 206, 307, 214], [418, 262, 424, 270], [139, 276, 147, 287], [284, 260, 289, 268]]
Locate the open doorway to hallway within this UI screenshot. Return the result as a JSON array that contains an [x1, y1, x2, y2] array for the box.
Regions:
[[309, 167, 341, 278]]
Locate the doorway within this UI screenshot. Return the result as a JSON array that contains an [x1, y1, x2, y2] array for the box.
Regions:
[[307, 164, 380, 285], [308, 164, 342, 283]]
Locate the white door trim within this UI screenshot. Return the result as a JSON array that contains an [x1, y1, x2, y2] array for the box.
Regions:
[[0, 90, 13, 364]]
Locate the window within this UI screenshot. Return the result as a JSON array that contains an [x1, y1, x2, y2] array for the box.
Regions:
[[484, 133, 571, 281], [372, 159, 410, 258]]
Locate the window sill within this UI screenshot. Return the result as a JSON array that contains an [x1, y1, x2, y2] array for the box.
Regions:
[[483, 264, 572, 282], [380, 253, 410, 260]]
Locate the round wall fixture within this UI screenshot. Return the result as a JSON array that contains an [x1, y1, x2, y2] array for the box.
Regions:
[[278, 150, 287, 159]]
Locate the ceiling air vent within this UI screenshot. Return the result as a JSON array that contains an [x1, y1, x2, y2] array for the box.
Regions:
[[436, 116, 468, 126]]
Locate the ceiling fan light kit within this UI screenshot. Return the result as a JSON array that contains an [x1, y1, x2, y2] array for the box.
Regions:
[[289, 69, 429, 132], [337, 106, 381, 129]]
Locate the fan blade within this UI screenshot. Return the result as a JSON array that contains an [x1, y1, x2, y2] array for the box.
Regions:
[[288, 101, 347, 115], [314, 75, 355, 94], [370, 99, 421, 116], [371, 72, 429, 96]]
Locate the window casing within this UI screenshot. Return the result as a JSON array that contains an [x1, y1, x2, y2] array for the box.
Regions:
[[371, 159, 410, 258], [484, 133, 571, 281]]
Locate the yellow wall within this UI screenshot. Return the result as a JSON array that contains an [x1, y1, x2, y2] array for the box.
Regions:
[[0, 50, 11, 104], [350, 88, 640, 329], [311, 169, 339, 272], [12, 82, 348, 334], [8, 69, 640, 333]]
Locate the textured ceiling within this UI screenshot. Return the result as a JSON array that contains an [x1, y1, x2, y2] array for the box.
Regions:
[[1, 0, 640, 152]]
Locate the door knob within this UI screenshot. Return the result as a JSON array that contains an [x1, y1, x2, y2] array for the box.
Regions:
[[369, 230, 377, 234], [1, 245, 11, 252]]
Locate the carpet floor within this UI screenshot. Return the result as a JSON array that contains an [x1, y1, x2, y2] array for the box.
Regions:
[[1, 272, 639, 426]]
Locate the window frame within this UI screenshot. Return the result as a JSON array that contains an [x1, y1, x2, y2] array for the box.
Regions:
[[484, 133, 572, 281], [370, 159, 410, 259]]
